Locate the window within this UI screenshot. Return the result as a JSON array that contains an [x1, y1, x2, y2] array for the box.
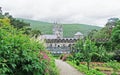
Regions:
[[63, 44, 65, 47], [50, 44, 52, 47], [68, 44, 71, 47], [55, 43, 56, 47], [58, 45, 60, 47]]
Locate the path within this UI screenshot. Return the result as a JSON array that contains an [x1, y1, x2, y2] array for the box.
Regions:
[[55, 59, 84, 75]]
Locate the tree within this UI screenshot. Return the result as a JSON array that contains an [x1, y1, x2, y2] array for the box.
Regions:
[[111, 30, 120, 42], [31, 30, 41, 38], [87, 29, 98, 39], [113, 50, 120, 61], [0, 8, 32, 35], [74, 39, 84, 53], [91, 45, 110, 62], [111, 20, 120, 50], [83, 39, 97, 70]]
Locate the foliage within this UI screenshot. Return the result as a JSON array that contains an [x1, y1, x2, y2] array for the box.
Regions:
[[0, 9, 32, 35], [17, 18, 101, 37], [70, 38, 111, 70], [87, 29, 98, 39], [71, 39, 99, 70], [111, 20, 120, 50], [0, 18, 10, 26], [67, 61, 105, 75], [10, 18, 30, 29], [73, 39, 84, 53], [0, 19, 58, 75], [113, 50, 120, 61], [82, 39, 97, 70], [111, 30, 120, 43], [106, 60, 120, 75], [74, 53, 84, 63], [91, 45, 111, 62], [86, 18, 120, 52], [0, 25, 43, 74], [59, 54, 64, 60], [31, 29, 41, 38], [92, 27, 111, 39]]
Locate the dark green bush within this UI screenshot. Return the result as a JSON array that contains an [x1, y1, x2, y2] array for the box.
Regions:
[[76, 60, 80, 66], [113, 50, 120, 61]]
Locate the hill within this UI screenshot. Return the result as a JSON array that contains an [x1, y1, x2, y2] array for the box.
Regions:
[[17, 18, 102, 37]]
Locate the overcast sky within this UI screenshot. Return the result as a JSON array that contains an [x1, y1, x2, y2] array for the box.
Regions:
[[0, 0, 120, 27]]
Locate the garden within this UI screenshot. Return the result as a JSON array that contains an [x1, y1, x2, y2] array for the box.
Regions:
[[0, 13, 59, 75], [62, 19, 120, 75], [1, 9, 120, 75]]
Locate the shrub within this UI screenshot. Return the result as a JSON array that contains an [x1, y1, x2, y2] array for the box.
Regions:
[[76, 60, 80, 66], [113, 50, 120, 61], [0, 22, 58, 75], [59, 54, 64, 60]]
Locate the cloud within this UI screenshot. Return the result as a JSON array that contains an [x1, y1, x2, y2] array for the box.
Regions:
[[0, 0, 120, 27]]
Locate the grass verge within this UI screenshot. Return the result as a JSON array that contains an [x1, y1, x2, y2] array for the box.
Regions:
[[67, 61, 106, 75]]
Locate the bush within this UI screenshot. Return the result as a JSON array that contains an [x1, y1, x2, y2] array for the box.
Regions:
[[59, 54, 64, 60], [0, 22, 59, 75], [113, 50, 120, 61], [76, 60, 80, 66]]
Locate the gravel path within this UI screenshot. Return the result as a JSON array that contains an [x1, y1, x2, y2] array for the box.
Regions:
[[55, 59, 84, 75]]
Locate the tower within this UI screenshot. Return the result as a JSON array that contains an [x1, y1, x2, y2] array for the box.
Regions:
[[53, 22, 63, 38], [0, 7, 2, 14]]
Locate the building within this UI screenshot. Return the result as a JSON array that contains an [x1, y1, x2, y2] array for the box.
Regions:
[[74, 32, 83, 39], [39, 23, 83, 54], [0, 7, 2, 14]]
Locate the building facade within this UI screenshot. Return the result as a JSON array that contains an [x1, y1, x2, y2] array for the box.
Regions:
[[40, 23, 83, 54]]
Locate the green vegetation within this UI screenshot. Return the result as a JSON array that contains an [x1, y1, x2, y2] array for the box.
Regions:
[[87, 18, 120, 52], [0, 12, 31, 35], [0, 10, 59, 75], [66, 18, 120, 75], [82, 39, 97, 70], [106, 60, 120, 75], [31, 29, 41, 38], [67, 61, 105, 75], [17, 18, 101, 37], [111, 20, 120, 50], [70, 39, 110, 70]]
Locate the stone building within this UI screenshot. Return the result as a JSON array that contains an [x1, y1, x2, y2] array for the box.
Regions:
[[53, 23, 63, 38], [40, 23, 83, 54], [0, 7, 2, 14]]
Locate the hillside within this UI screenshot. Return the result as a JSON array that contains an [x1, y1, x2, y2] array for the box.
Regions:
[[17, 18, 102, 37]]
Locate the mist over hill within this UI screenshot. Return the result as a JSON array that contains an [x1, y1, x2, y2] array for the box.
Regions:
[[17, 18, 102, 37]]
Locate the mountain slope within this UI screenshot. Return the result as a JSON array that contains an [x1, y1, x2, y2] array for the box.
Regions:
[[17, 18, 102, 37]]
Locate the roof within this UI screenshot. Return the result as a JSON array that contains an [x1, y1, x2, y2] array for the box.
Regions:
[[74, 32, 83, 35], [41, 35, 57, 39]]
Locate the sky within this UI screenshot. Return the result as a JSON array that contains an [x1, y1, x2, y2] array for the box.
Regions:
[[0, 0, 120, 27]]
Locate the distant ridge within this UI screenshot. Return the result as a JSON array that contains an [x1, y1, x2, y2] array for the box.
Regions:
[[17, 18, 102, 37]]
